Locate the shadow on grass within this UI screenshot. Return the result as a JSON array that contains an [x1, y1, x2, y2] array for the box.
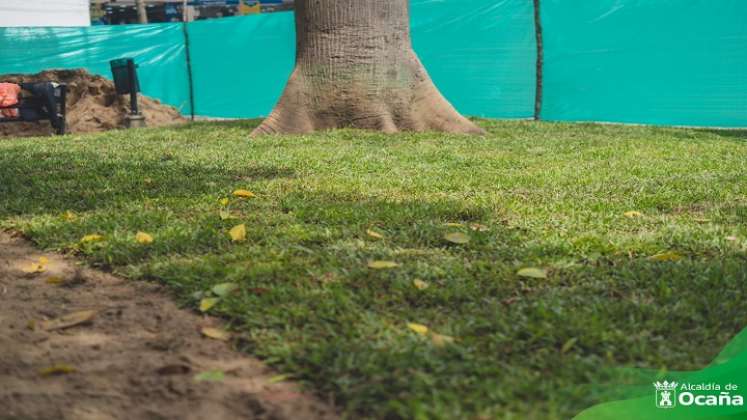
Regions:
[[0, 148, 294, 217]]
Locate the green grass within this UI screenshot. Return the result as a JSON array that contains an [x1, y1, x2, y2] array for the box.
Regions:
[[1, 120, 746, 419]]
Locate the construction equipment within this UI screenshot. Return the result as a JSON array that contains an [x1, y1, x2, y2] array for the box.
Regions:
[[0, 82, 67, 135]]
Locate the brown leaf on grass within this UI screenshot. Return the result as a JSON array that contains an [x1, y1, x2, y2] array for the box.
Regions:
[[368, 260, 399, 269], [201, 327, 231, 341], [430, 333, 455, 348], [199, 298, 219, 312], [135, 231, 154, 245], [413, 279, 430, 290], [366, 229, 384, 240], [39, 364, 76, 376], [232, 189, 255, 199], [39, 310, 97, 331], [517, 267, 548, 279], [624, 211, 643, 218], [229, 224, 247, 242], [648, 252, 683, 262], [444, 232, 470, 245]]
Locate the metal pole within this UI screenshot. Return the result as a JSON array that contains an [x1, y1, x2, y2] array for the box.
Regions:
[[533, 0, 544, 121], [127, 59, 139, 115]]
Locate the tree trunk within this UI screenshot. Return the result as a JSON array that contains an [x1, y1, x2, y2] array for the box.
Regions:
[[252, 0, 484, 136], [135, 0, 148, 24]]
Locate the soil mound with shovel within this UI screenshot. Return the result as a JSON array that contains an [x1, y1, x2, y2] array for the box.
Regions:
[[0, 69, 186, 137]]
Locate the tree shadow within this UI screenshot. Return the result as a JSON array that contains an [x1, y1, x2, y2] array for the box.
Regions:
[[0, 148, 294, 218]]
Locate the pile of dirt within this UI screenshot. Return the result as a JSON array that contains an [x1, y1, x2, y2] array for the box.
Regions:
[[0, 69, 186, 137]]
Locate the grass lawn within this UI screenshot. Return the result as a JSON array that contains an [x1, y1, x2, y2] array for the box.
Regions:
[[1, 120, 746, 419]]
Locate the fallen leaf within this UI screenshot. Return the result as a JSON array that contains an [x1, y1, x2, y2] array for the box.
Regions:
[[39, 310, 97, 331], [22, 263, 46, 274], [39, 364, 76, 376], [726, 236, 738, 242], [219, 209, 235, 220], [211, 282, 238, 297], [367, 260, 399, 269], [444, 223, 464, 227], [407, 322, 429, 336], [517, 267, 548, 279], [561, 337, 578, 353], [470, 223, 490, 232], [194, 370, 225, 382], [62, 211, 77, 221], [229, 224, 247, 242], [156, 364, 191, 375], [624, 211, 643, 218], [233, 189, 255, 198], [693, 218, 712, 223], [444, 232, 470, 245], [413, 279, 430, 290], [648, 252, 682, 262], [80, 234, 103, 243], [219, 198, 230, 206], [269, 374, 291, 384], [201, 327, 231, 341], [46, 276, 65, 285], [430, 333, 455, 347], [135, 231, 154, 245], [39, 256, 49, 266], [366, 229, 384, 240], [199, 298, 219, 312]]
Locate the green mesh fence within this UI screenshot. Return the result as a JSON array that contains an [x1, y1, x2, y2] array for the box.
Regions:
[[1, 2, 745, 127], [0, 23, 192, 115]]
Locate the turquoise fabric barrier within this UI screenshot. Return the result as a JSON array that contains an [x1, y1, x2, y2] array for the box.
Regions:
[[187, 0, 535, 119], [540, 0, 747, 128], [0, 24, 191, 114], [1, 2, 745, 127], [187, 13, 295, 119], [411, 0, 536, 119]]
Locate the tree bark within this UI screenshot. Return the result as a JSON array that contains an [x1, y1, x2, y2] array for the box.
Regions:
[[135, 0, 148, 24], [252, 0, 484, 136]]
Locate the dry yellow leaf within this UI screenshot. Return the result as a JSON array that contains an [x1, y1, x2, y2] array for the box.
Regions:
[[229, 224, 247, 242], [39, 257, 49, 266], [212, 282, 238, 297], [219, 209, 235, 220], [430, 333, 455, 347], [232, 189, 255, 199], [445, 222, 464, 227], [39, 364, 76, 376], [63, 211, 77, 222], [201, 327, 231, 341], [219, 198, 230, 206], [46, 276, 65, 285], [444, 232, 470, 245], [366, 229, 384, 240], [413, 279, 430, 290], [199, 297, 219, 312], [517, 267, 548, 279], [39, 310, 97, 331], [135, 231, 154, 245], [367, 260, 399, 269], [470, 223, 490, 232], [407, 322, 429, 336], [80, 234, 103, 243], [648, 252, 683, 262], [624, 211, 643, 218]]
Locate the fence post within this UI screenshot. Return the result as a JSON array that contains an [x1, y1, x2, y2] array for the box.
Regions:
[[533, 0, 544, 121], [182, 21, 196, 121]]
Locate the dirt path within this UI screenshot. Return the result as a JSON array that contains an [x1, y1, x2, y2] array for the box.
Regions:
[[0, 232, 338, 420]]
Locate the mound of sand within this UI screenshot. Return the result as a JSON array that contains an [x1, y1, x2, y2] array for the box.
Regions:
[[0, 69, 186, 137]]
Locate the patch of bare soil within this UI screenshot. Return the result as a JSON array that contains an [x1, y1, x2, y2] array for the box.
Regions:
[[0, 69, 186, 137], [0, 232, 337, 420]]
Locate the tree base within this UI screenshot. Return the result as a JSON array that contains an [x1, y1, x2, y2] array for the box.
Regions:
[[251, 68, 485, 137]]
